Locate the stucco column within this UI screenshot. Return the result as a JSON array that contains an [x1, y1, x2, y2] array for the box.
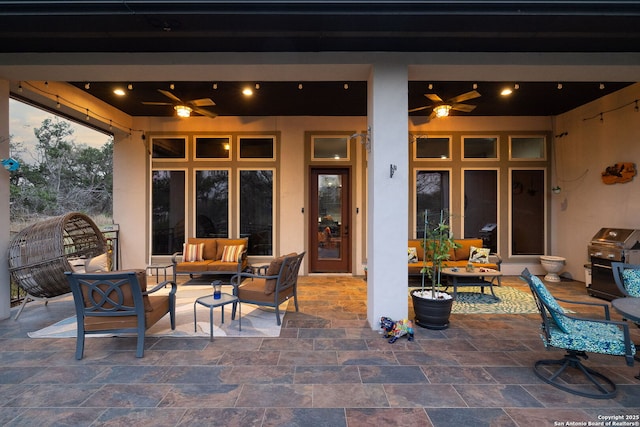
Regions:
[[0, 80, 10, 320], [366, 64, 409, 328]]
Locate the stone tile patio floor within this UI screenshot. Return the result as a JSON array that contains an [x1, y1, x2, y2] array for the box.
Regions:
[[0, 275, 638, 426]]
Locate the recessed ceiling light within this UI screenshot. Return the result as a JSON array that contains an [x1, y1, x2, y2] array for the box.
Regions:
[[242, 87, 253, 96], [500, 88, 513, 96], [113, 88, 126, 96], [298, 83, 303, 90]]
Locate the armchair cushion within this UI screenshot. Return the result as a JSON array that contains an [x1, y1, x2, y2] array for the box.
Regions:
[[85, 253, 109, 273], [529, 274, 570, 333], [622, 268, 640, 297], [81, 269, 153, 312], [265, 252, 297, 294]]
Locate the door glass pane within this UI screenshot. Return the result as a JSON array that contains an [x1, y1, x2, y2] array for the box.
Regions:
[[416, 170, 450, 238], [511, 169, 545, 255], [318, 174, 342, 259], [195, 170, 229, 238], [240, 170, 273, 255], [152, 170, 185, 255], [464, 170, 498, 252]]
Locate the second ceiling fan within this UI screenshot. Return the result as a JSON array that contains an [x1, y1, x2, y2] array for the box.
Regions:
[[142, 89, 218, 118], [409, 89, 481, 120]]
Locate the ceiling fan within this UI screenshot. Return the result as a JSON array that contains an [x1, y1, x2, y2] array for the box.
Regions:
[[409, 90, 481, 120], [142, 89, 218, 118]]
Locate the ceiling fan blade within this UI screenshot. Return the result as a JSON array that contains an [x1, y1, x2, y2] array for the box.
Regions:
[[142, 101, 173, 106], [428, 110, 437, 120], [447, 90, 481, 104], [451, 103, 477, 112], [189, 98, 216, 107], [408, 105, 432, 113], [158, 89, 183, 103], [191, 106, 218, 118], [424, 93, 443, 103]]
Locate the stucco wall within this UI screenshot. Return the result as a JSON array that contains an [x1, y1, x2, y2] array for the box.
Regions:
[[552, 83, 640, 281]]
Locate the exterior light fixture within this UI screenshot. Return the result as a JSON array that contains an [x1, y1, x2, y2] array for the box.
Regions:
[[255, 83, 260, 90], [343, 83, 349, 89], [433, 105, 451, 118], [557, 83, 563, 90], [242, 87, 253, 96], [174, 105, 192, 117], [84, 82, 90, 90], [473, 83, 478, 90], [514, 83, 520, 90], [428, 83, 433, 90], [169, 83, 175, 90], [501, 88, 513, 96], [599, 83, 605, 90], [298, 83, 303, 90], [127, 84, 133, 90], [213, 83, 218, 89], [113, 88, 126, 96]]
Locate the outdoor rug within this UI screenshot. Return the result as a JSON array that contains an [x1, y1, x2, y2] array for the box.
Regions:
[[411, 285, 539, 314], [28, 284, 287, 338]]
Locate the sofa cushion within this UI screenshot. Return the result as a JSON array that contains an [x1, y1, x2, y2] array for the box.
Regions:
[[408, 247, 418, 263], [176, 260, 213, 273], [469, 246, 490, 264], [408, 240, 424, 261], [454, 239, 484, 261], [216, 239, 248, 260], [183, 243, 204, 262], [205, 261, 241, 272], [187, 238, 217, 261], [221, 244, 244, 262]]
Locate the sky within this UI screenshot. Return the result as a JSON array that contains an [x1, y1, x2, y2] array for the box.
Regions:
[[9, 98, 112, 164]]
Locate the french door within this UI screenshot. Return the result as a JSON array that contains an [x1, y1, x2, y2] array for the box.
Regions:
[[309, 168, 351, 273]]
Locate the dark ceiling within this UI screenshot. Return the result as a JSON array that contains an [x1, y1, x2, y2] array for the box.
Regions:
[[2, 1, 639, 117], [67, 81, 634, 118]]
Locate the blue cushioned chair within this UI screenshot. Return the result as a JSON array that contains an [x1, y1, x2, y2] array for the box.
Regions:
[[521, 268, 636, 399], [612, 262, 640, 298]]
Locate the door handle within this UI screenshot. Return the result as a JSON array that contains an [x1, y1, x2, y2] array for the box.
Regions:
[[343, 225, 349, 236]]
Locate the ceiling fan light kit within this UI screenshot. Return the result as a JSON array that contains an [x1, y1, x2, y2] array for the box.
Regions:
[[433, 105, 451, 118], [174, 105, 192, 117]]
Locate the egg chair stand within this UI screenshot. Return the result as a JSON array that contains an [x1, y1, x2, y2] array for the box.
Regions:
[[8, 212, 107, 320]]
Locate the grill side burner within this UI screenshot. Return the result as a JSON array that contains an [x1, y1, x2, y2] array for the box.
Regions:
[[588, 228, 640, 300]]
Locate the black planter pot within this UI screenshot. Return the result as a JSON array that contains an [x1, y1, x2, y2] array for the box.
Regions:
[[411, 291, 454, 330]]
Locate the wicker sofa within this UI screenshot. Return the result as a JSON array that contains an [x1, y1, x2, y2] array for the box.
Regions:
[[172, 237, 249, 282], [408, 238, 501, 276]]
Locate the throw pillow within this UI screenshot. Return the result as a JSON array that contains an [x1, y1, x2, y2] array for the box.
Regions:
[[622, 268, 640, 297], [264, 252, 297, 295], [408, 247, 418, 263], [469, 246, 490, 264], [183, 243, 204, 262], [85, 253, 109, 272], [221, 245, 244, 263]]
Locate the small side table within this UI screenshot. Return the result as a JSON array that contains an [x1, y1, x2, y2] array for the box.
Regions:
[[146, 264, 172, 283], [193, 293, 241, 341]]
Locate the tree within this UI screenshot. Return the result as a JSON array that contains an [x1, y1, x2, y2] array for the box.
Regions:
[[9, 117, 113, 221]]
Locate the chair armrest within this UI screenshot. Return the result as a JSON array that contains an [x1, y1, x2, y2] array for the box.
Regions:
[[489, 253, 502, 269], [145, 280, 177, 296], [171, 252, 183, 265], [554, 296, 611, 319], [230, 271, 278, 286]]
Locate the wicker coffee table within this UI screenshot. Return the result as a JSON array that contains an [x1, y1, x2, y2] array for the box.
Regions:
[[441, 267, 502, 300]]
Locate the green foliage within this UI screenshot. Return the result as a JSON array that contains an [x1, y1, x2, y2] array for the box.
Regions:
[[420, 210, 461, 298], [9, 117, 113, 221]]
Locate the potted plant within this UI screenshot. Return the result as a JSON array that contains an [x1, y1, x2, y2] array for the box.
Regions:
[[411, 209, 460, 329]]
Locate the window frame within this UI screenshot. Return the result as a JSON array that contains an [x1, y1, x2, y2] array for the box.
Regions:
[[412, 134, 452, 161], [311, 135, 351, 161], [149, 167, 188, 256], [237, 167, 277, 257], [150, 135, 189, 161], [193, 168, 232, 238], [461, 135, 500, 160], [508, 135, 547, 161], [193, 135, 233, 161], [461, 167, 500, 252], [413, 167, 452, 238], [237, 135, 277, 161], [508, 167, 547, 258]]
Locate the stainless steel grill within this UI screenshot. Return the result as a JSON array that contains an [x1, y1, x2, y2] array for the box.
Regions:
[[588, 228, 640, 300]]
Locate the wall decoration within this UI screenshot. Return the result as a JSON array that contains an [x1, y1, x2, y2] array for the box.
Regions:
[[601, 162, 636, 185]]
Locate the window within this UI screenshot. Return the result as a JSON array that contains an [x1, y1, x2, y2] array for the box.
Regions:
[[195, 136, 231, 159], [152, 137, 187, 159], [415, 170, 450, 238], [414, 136, 451, 159], [511, 169, 545, 255], [510, 136, 546, 160], [239, 169, 274, 255], [151, 170, 185, 255], [239, 137, 275, 159], [195, 170, 229, 238], [463, 136, 498, 159], [463, 169, 498, 252], [312, 136, 350, 160]]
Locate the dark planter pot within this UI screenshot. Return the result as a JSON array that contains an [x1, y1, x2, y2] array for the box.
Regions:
[[411, 291, 454, 330]]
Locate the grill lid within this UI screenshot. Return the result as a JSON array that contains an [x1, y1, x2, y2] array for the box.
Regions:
[[590, 228, 640, 249]]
